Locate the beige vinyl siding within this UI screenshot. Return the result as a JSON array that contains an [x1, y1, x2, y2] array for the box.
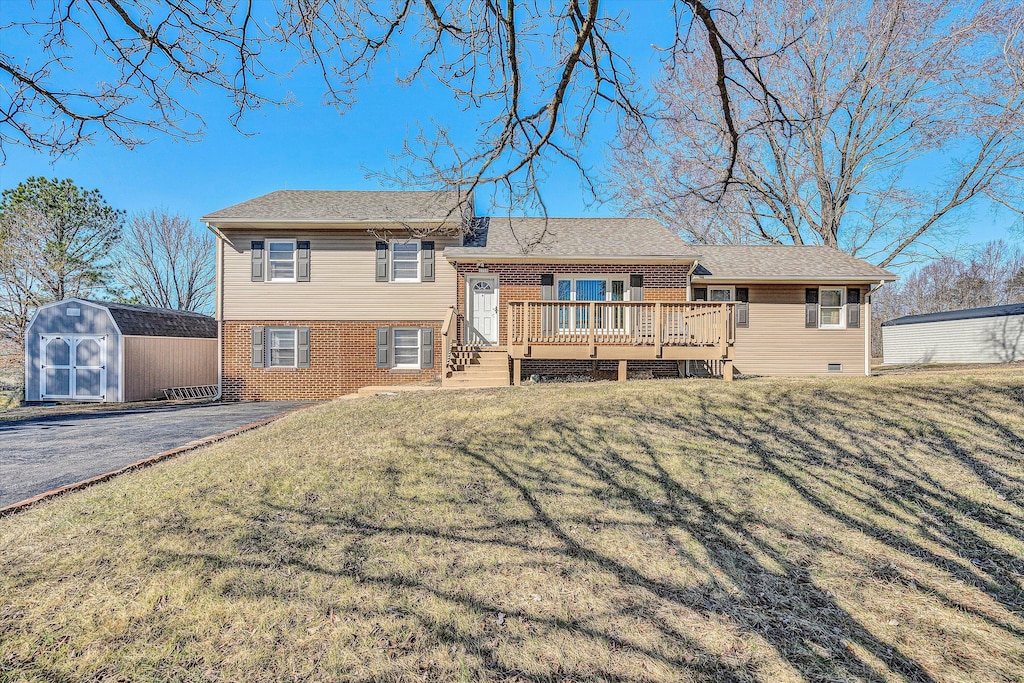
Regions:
[[222, 231, 458, 320], [731, 285, 866, 376], [122, 336, 217, 401], [882, 314, 1024, 365]]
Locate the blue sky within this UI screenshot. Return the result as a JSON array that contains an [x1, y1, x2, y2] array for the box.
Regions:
[[1, 1, 1019, 265]]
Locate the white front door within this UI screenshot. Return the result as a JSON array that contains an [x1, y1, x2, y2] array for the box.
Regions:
[[467, 276, 499, 345], [40, 335, 106, 400]]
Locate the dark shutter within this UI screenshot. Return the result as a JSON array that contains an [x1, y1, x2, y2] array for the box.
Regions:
[[375, 241, 388, 282], [297, 241, 311, 282], [735, 287, 749, 328], [250, 241, 265, 282], [630, 274, 644, 301], [541, 274, 554, 300], [297, 327, 311, 368], [805, 288, 819, 328], [376, 327, 391, 368], [692, 287, 707, 301], [847, 288, 861, 328], [420, 327, 434, 368], [421, 241, 435, 282], [251, 326, 265, 367]]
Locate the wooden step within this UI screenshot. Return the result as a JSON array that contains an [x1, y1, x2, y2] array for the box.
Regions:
[[442, 377, 510, 388], [450, 356, 508, 368]]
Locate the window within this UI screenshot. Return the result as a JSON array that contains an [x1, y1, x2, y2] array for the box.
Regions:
[[709, 286, 735, 302], [268, 328, 297, 367], [819, 287, 845, 329], [392, 328, 421, 368], [266, 240, 296, 282], [391, 240, 421, 282], [555, 275, 629, 331], [555, 276, 629, 301]]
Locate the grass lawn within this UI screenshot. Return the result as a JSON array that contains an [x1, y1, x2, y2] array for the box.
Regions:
[[2, 369, 1024, 682]]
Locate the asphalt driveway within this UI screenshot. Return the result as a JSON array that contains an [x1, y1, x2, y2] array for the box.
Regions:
[[0, 401, 310, 508]]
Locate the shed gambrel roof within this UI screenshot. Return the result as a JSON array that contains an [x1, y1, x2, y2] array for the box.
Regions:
[[202, 190, 467, 224], [882, 303, 1024, 327], [690, 245, 897, 283], [82, 300, 217, 338], [444, 217, 698, 261]]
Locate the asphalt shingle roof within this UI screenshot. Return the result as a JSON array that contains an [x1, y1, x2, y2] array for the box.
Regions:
[[444, 217, 695, 259], [85, 301, 218, 338], [881, 303, 1024, 327], [691, 245, 896, 281], [202, 190, 466, 223]]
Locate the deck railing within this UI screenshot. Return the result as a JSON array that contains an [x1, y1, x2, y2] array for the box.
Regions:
[[507, 301, 735, 356]]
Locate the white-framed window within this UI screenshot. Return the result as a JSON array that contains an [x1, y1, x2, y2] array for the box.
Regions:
[[555, 275, 629, 302], [819, 287, 846, 329], [709, 286, 735, 302], [390, 240, 421, 282], [268, 327, 298, 367], [266, 239, 297, 282], [392, 328, 421, 368]]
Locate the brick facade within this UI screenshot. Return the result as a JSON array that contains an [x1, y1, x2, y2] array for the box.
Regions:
[[223, 320, 442, 400], [455, 262, 691, 344]]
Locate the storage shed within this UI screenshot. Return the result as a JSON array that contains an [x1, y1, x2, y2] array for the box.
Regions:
[[881, 303, 1024, 365], [25, 299, 217, 402]]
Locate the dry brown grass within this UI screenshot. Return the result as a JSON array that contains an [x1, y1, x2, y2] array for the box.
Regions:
[[2, 368, 1024, 682]]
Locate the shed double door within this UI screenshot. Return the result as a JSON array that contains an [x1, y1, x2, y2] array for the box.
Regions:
[[40, 335, 106, 400]]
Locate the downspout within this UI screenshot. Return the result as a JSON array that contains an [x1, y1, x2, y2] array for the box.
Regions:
[[864, 279, 887, 376], [206, 222, 226, 401]]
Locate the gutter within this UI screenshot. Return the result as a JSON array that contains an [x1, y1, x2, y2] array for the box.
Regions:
[[443, 254, 701, 265]]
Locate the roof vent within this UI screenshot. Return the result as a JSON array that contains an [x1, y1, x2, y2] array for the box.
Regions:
[[66, 308, 81, 317], [827, 363, 842, 373]]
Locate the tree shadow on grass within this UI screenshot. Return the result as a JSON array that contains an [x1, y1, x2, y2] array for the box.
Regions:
[[146, 378, 1024, 681]]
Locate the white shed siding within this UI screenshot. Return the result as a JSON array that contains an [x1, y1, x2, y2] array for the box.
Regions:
[[882, 314, 1024, 364]]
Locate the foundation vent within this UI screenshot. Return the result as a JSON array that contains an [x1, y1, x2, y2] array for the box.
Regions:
[[827, 363, 843, 373]]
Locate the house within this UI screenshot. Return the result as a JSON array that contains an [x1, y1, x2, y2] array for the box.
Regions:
[[201, 190, 897, 400], [25, 299, 217, 402], [882, 303, 1024, 365]]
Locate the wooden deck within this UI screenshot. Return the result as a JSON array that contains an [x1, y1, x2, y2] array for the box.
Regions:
[[506, 301, 736, 380]]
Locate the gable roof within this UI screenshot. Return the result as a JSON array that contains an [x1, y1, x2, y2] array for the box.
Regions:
[[444, 217, 697, 261], [82, 300, 217, 338], [882, 302, 1024, 327], [202, 190, 467, 224], [691, 245, 897, 283]]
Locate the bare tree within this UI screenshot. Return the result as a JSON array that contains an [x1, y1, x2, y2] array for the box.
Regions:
[[117, 211, 215, 313], [1, 1, 763, 217], [612, 0, 1024, 268], [871, 239, 1024, 353], [0, 206, 56, 344]]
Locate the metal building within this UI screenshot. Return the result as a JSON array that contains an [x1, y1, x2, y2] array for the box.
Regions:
[[882, 303, 1024, 365]]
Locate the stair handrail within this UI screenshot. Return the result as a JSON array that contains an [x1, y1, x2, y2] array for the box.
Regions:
[[441, 305, 457, 369]]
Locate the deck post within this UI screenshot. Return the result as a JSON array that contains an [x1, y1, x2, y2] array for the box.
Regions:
[[512, 357, 522, 386], [507, 302, 513, 350], [722, 359, 734, 382], [720, 304, 728, 357], [618, 360, 628, 382], [655, 302, 663, 358], [589, 302, 596, 357]]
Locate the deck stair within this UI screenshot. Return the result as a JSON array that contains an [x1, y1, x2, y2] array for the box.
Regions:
[[443, 346, 511, 388]]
